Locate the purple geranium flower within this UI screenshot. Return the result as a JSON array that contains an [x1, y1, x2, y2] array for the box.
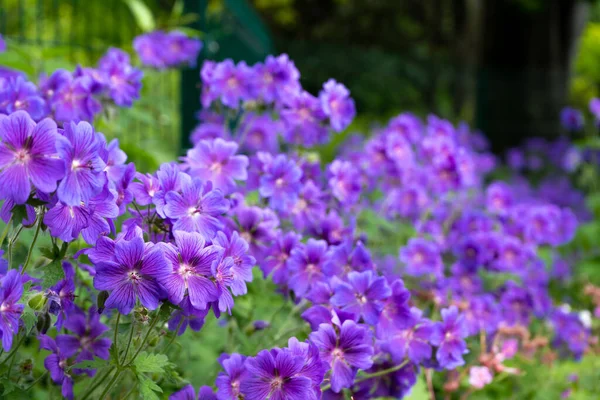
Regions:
[[281, 91, 327, 147], [309, 320, 374, 393], [0, 111, 65, 204], [255, 54, 301, 103], [0, 270, 24, 351], [52, 76, 102, 122], [241, 349, 313, 400], [170, 384, 216, 400], [164, 177, 229, 238], [328, 160, 362, 206], [56, 120, 107, 206], [319, 79, 355, 132], [288, 239, 328, 298], [39, 334, 74, 400], [161, 231, 221, 310], [93, 236, 170, 314], [0, 76, 46, 120], [215, 353, 249, 400], [431, 306, 469, 370], [183, 138, 248, 194], [61, 306, 111, 364], [213, 231, 255, 296], [330, 270, 392, 325], [98, 48, 143, 107], [262, 231, 301, 285], [259, 154, 303, 210], [379, 308, 436, 364], [399, 238, 443, 277]]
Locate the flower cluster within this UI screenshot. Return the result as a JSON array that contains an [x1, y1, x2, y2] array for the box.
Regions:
[[198, 54, 356, 147], [0, 38, 597, 400], [0, 48, 142, 124], [134, 30, 202, 69]]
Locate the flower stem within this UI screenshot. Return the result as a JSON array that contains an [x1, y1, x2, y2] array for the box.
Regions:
[[162, 319, 183, 353], [114, 312, 121, 366], [127, 312, 160, 365], [320, 359, 410, 392], [22, 211, 44, 274], [7, 224, 23, 269], [0, 216, 12, 247], [80, 368, 113, 400], [96, 368, 122, 400], [121, 318, 135, 365]]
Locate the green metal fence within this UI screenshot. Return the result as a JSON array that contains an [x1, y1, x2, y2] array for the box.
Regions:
[[0, 0, 275, 164]]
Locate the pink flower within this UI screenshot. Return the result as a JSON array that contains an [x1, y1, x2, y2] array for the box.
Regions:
[[469, 366, 492, 389]]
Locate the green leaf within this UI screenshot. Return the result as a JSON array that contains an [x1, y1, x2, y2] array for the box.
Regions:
[[137, 374, 162, 400], [39, 247, 56, 260], [405, 376, 429, 400], [124, 0, 156, 32], [20, 306, 36, 332], [42, 260, 65, 288], [72, 357, 109, 370], [133, 352, 169, 374]]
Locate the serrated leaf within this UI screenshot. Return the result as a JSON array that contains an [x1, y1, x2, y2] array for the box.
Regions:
[[133, 352, 169, 374], [42, 260, 65, 288], [72, 357, 108, 370], [39, 247, 55, 260], [138, 374, 162, 400]]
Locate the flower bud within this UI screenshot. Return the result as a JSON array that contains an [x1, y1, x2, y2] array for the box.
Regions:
[[36, 312, 51, 334], [28, 293, 47, 311], [97, 291, 109, 314]]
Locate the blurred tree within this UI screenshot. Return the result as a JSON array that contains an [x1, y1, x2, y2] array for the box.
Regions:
[[476, 0, 589, 151]]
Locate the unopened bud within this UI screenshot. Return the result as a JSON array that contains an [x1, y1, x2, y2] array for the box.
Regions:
[[97, 291, 109, 314], [36, 312, 51, 334], [28, 293, 47, 311]]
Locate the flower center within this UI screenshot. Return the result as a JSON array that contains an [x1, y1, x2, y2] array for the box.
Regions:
[[356, 294, 368, 304], [275, 178, 284, 187], [15, 149, 30, 164], [270, 376, 284, 391], [210, 162, 223, 173], [332, 348, 344, 360], [128, 270, 142, 283], [71, 159, 83, 170]]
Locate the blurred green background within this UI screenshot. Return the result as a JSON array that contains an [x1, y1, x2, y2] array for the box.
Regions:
[[2, 0, 600, 163]]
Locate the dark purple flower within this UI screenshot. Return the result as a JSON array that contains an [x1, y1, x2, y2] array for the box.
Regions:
[[183, 138, 248, 194], [57, 120, 107, 206], [62, 306, 111, 364], [0, 270, 23, 351], [161, 231, 221, 310], [241, 348, 313, 400], [93, 236, 170, 314], [164, 178, 229, 238], [309, 320, 373, 393], [39, 334, 74, 400], [170, 384, 216, 400], [330, 271, 391, 325], [168, 297, 209, 336], [134, 30, 202, 69], [319, 79, 355, 132], [560, 107, 584, 131], [0, 111, 65, 203], [431, 306, 469, 370]]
